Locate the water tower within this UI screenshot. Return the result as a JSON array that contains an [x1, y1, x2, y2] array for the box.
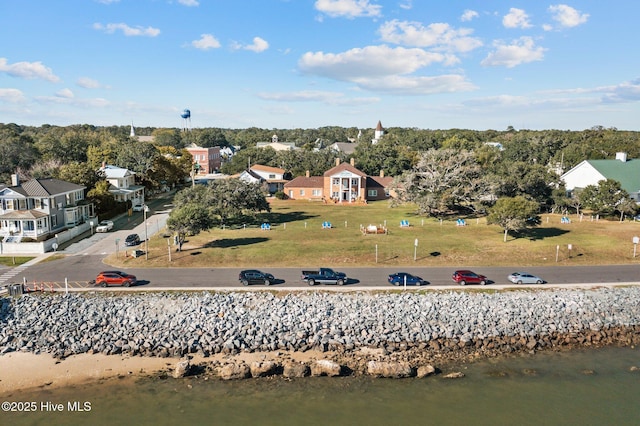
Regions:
[[181, 109, 191, 131]]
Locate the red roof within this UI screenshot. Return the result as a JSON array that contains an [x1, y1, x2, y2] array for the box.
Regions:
[[284, 176, 324, 188]]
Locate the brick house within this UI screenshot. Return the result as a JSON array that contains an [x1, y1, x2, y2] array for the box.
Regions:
[[284, 159, 393, 203], [185, 143, 222, 174]]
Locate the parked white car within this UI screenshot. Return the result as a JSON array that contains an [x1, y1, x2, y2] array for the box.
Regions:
[[95, 220, 114, 232], [132, 204, 145, 212]]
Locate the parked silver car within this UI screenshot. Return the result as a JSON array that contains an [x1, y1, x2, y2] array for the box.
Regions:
[[507, 272, 544, 284]]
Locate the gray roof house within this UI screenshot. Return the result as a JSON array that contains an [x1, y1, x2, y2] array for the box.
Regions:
[[0, 175, 94, 243]]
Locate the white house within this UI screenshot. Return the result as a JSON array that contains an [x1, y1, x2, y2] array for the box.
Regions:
[[0, 175, 93, 242], [561, 152, 640, 201], [238, 164, 289, 194], [100, 164, 145, 206]]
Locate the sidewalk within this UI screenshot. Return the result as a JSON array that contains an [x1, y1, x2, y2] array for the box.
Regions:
[[0, 191, 175, 286]]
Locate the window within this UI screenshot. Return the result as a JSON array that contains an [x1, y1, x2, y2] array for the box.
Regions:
[[269, 174, 276, 179], [332, 178, 339, 185], [312, 189, 322, 196], [351, 178, 358, 186], [300, 189, 305, 196], [368, 189, 378, 197]]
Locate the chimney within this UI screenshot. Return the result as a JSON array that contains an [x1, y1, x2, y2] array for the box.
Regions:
[[380, 170, 385, 178], [335, 158, 340, 166], [616, 152, 628, 162], [11, 174, 19, 187], [350, 158, 355, 166], [305, 170, 310, 178]]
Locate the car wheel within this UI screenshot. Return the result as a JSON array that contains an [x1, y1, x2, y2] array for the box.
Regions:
[[536, 280, 543, 284], [337, 279, 344, 286], [124, 281, 131, 287], [480, 280, 486, 286], [459, 280, 466, 286], [264, 279, 270, 286], [517, 280, 523, 284], [416, 281, 421, 286], [241, 279, 249, 286], [99, 281, 107, 288], [308, 279, 316, 286]]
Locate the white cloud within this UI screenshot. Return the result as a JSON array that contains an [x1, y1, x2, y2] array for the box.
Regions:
[[233, 37, 270, 53], [299, 45, 446, 80], [77, 77, 103, 89], [97, 0, 120, 4], [545, 78, 640, 103], [0, 58, 60, 82], [353, 74, 476, 95], [379, 20, 483, 53], [399, 0, 412, 10], [178, 0, 199, 6], [503, 8, 532, 29], [461, 10, 478, 22], [298, 45, 475, 95], [257, 90, 379, 105], [55, 88, 74, 99], [548, 4, 589, 28], [481, 37, 546, 68], [0, 88, 26, 103], [191, 34, 221, 50], [93, 23, 160, 37], [314, 0, 382, 19]]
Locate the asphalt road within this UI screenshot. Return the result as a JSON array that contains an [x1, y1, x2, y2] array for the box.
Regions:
[[4, 191, 640, 290], [14, 254, 640, 290]]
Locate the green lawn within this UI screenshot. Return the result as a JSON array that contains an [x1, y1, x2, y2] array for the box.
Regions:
[[0, 256, 34, 267], [108, 199, 640, 268]]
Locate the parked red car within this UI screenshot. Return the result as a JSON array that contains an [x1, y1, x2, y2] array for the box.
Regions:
[[452, 270, 488, 286], [93, 271, 137, 287]]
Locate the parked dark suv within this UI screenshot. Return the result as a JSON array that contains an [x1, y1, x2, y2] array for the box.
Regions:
[[452, 270, 488, 286], [124, 233, 141, 246], [239, 270, 275, 286]]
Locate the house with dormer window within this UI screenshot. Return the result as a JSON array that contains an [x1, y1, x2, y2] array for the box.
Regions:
[[0, 175, 94, 243], [100, 164, 145, 206]]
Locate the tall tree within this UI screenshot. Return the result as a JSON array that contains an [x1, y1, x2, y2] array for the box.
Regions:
[[486, 196, 541, 242], [166, 204, 215, 251], [392, 149, 493, 216]]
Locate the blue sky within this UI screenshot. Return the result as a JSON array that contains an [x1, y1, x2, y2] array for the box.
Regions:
[[1, 0, 639, 131]]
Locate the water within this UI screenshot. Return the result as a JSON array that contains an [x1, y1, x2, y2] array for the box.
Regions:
[[3, 347, 639, 426]]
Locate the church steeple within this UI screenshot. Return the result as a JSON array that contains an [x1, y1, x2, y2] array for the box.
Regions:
[[373, 120, 384, 144], [130, 122, 135, 138]]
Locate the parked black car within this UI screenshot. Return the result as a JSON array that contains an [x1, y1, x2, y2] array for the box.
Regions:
[[239, 270, 275, 286], [124, 233, 141, 246]]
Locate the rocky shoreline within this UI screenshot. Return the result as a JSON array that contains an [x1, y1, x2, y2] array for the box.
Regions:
[[1, 289, 639, 380]]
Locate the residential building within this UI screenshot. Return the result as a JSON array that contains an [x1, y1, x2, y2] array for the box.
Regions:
[[100, 164, 145, 206], [185, 143, 222, 174], [256, 134, 297, 151], [284, 159, 393, 203], [561, 152, 640, 201], [239, 165, 290, 194], [0, 175, 93, 242]]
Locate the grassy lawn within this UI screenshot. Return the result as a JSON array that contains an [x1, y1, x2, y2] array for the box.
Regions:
[[106, 199, 640, 268], [0, 256, 34, 267]]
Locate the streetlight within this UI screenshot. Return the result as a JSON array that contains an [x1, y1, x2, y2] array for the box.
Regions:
[[144, 204, 149, 260]]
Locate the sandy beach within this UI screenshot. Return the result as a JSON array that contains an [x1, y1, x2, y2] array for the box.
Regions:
[[0, 350, 326, 394]]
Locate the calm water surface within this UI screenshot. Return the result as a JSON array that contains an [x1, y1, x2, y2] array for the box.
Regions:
[[3, 347, 639, 426]]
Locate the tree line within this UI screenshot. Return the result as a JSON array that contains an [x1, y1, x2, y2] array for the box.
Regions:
[[2, 122, 639, 231]]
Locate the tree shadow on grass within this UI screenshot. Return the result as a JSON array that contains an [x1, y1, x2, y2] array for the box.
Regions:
[[516, 227, 570, 241], [203, 237, 269, 249], [219, 211, 318, 229]]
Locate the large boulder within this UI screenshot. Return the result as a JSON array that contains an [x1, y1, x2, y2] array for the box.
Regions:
[[367, 361, 414, 378], [250, 360, 278, 377], [416, 364, 436, 378], [173, 359, 191, 378], [310, 359, 342, 377], [282, 362, 310, 378], [218, 362, 251, 380]]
